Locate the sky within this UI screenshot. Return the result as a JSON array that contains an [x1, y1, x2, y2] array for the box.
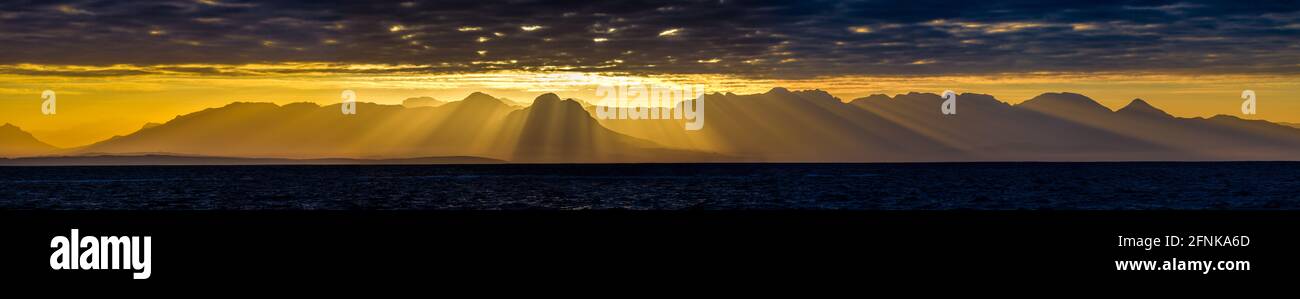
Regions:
[[2, 0, 1299, 147]]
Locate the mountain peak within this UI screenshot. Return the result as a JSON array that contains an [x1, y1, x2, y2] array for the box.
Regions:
[[892, 92, 943, 102], [1208, 114, 1244, 122], [958, 93, 996, 101], [532, 93, 562, 106], [456, 92, 508, 108], [463, 92, 496, 101], [864, 94, 892, 100], [791, 89, 840, 103], [1116, 98, 1172, 118], [849, 94, 893, 105], [1019, 92, 1111, 113], [1123, 98, 1153, 109], [403, 96, 445, 108], [766, 87, 792, 95], [1025, 92, 1099, 104], [0, 122, 57, 156], [528, 96, 586, 113], [282, 102, 321, 109]]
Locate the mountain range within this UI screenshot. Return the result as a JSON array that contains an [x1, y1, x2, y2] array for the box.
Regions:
[[0, 123, 58, 157], [595, 88, 1300, 161], [3, 88, 1299, 163]]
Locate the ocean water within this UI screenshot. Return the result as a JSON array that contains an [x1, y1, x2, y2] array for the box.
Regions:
[[1, 163, 1297, 210]]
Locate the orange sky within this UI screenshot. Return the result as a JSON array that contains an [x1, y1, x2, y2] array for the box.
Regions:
[[1, 63, 1297, 148]]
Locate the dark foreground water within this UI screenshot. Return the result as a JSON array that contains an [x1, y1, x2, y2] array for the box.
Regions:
[[1, 163, 1297, 210]]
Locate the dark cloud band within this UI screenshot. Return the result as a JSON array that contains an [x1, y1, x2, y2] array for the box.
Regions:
[[2, 0, 1299, 77]]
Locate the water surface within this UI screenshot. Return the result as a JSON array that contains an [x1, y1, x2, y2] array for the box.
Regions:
[[1, 163, 1296, 210]]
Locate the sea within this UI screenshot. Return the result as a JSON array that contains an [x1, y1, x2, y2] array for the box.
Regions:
[[1, 162, 1297, 210]]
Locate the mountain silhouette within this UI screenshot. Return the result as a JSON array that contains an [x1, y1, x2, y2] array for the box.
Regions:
[[0, 123, 58, 157], [1115, 99, 1173, 118], [402, 96, 446, 108], [75, 92, 520, 159], [596, 90, 1300, 161], [594, 87, 940, 161], [1019, 92, 1114, 118], [508, 93, 661, 162], [506, 93, 719, 162], [62, 92, 715, 162], [5, 89, 1300, 162]]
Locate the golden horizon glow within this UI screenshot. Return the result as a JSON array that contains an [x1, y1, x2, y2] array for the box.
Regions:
[[3, 62, 1298, 148]]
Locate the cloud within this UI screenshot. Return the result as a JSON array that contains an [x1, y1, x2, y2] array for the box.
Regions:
[[0, 0, 1297, 78], [195, 0, 258, 8], [55, 5, 93, 15]]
